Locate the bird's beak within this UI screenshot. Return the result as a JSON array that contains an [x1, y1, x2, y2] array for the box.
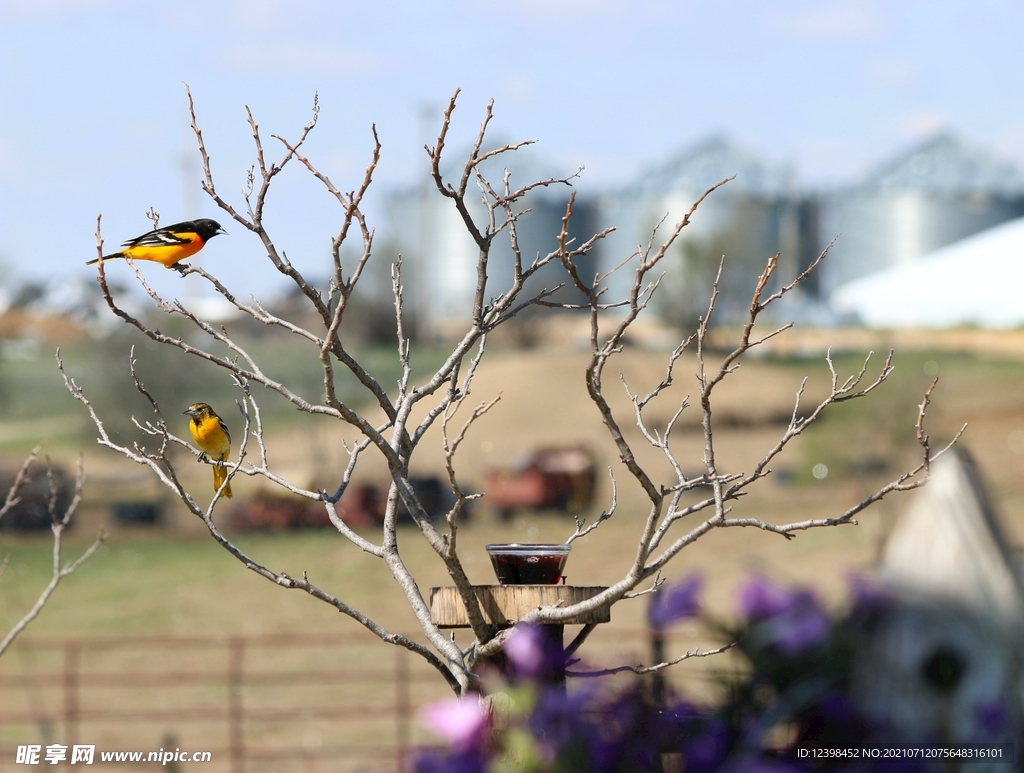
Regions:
[[182, 409, 195, 417], [218, 227, 228, 236]]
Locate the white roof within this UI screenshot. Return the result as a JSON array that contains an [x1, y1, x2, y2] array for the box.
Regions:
[[831, 217, 1024, 328]]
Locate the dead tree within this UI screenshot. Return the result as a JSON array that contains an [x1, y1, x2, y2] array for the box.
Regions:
[[64, 87, 959, 694]]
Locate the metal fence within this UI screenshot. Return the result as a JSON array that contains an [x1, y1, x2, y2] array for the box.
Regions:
[[0, 628, 722, 772], [0, 632, 449, 772]]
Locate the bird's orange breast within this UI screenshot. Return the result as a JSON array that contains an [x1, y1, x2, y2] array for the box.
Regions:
[[190, 417, 230, 459], [123, 235, 205, 267]]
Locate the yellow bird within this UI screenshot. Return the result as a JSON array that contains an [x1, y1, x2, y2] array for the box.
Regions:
[[183, 403, 233, 498], [86, 219, 227, 269]]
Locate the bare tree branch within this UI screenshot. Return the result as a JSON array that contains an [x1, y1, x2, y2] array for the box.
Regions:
[[0, 443, 41, 521], [565, 467, 617, 544], [568, 641, 736, 677], [506, 220, 956, 632], [0, 455, 106, 658], [71, 88, 958, 694]]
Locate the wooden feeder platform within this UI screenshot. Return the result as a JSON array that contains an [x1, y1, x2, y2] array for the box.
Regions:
[[429, 585, 610, 629]]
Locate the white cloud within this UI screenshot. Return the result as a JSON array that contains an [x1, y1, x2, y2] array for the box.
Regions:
[[862, 58, 919, 89], [0, 0, 119, 18], [898, 109, 950, 139], [774, 1, 883, 41], [451, 0, 687, 31]]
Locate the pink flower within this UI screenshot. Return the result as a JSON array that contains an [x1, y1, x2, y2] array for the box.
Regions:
[[419, 696, 490, 751], [504, 624, 546, 678]]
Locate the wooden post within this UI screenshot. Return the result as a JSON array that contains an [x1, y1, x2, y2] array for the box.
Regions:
[[395, 647, 410, 773], [538, 624, 566, 691], [429, 586, 609, 691], [429, 586, 609, 628], [63, 640, 80, 748], [649, 627, 666, 707], [227, 636, 244, 773]]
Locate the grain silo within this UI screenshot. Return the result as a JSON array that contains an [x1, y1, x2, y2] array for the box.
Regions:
[[597, 136, 800, 327], [819, 134, 1024, 298], [385, 150, 597, 340]]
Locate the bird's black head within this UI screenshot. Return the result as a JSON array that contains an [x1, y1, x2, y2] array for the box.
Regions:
[[193, 219, 227, 240]]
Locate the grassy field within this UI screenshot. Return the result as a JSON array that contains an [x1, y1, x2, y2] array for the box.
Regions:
[[3, 334, 1024, 769], [4, 336, 1023, 638]]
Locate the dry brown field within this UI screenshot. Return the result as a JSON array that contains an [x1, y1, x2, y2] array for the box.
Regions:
[[2, 335, 1024, 770]]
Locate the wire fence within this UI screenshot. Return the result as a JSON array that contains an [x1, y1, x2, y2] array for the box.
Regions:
[[0, 626, 727, 772]]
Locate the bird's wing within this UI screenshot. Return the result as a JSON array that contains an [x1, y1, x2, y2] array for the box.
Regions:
[[217, 416, 232, 446], [124, 224, 197, 248]]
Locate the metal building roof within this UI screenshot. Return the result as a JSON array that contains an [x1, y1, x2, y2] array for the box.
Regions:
[[858, 133, 1024, 196], [637, 135, 794, 197], [831, 215, 1024, 328]]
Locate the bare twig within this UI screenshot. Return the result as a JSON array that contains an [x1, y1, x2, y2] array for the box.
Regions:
[[0, 443, 42, 521], [565, 468, 617, 544], [0, 455, 106, 657], [72, 87, 958, 694], [568, 641, 737, 677], [504, 213, 957, 633]]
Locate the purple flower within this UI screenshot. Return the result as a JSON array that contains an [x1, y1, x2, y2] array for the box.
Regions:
[[729, 754, 807, 773], [679, 718, 730, 773], [974, 698, 1011, 736], [848, 573, 891, 611], [739, 577, 830, 654], [739, 576, 796, 620], [648, 576, 703, 630], [418, 696, 490, 751], [528, 687, 594, 752], [532, 688, 666, 772], [503, 623, 566, 682], [774, 592, 830, 653], [504, 624, 546, 679], [412, 748, 486, 773]]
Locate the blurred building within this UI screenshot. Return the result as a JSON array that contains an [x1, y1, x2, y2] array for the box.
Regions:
[[384, 133, 1024, 336], [384, 150, 599, 340], [818, 134, 1024, 298], [831, 215, 1024, 328], [596, 136, 803, 327]]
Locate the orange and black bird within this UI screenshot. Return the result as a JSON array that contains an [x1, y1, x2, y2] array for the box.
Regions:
[[183, 403, 233, 498], [86, 219, 227, 269]]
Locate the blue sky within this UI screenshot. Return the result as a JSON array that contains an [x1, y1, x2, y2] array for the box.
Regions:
[[2, 0, 1024, 299]]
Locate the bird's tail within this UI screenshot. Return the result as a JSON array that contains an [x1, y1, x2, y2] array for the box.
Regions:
[[213, 457, 233, 498], [85, 252, 124, 266]]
